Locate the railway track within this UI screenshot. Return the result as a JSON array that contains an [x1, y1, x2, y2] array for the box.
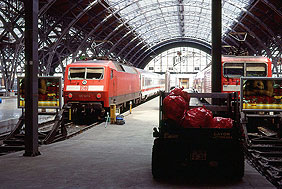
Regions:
[[53, 121, 101, 143], [0, 95, 157, 156], [244, 132, 282, 188], [0, 119, 101, 156]]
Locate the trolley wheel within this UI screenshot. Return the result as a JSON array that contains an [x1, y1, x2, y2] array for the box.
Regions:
[[227, 146, 244, 180], [232, 149, 245, 179], [152, 139, 172, 179], [152, 144, 165, 179]]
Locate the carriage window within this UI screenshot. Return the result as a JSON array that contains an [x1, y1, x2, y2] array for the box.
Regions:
[[145, 78, 152, 86], [69, 68, 85, 79], [246, 63, 267, 77], [223, 63, 244, 77], [86, 68, 104, 79]]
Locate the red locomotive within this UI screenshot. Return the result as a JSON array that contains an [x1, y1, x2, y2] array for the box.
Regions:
[[63, 59, 164, 121], [193, 56, 272, 94]]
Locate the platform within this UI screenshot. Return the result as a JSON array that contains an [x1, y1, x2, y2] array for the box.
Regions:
[[0, 97, 275, 188]]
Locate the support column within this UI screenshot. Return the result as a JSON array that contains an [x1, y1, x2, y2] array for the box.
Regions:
[[23, 0, 40, 156], [211, 0, 222, 94]]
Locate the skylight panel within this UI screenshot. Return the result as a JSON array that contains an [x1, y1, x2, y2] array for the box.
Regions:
[[107, 0, 250, 46]]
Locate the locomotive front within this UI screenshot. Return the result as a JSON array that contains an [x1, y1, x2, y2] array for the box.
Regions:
[[63, 61, 111, 121], [222, 56, 272, 93]]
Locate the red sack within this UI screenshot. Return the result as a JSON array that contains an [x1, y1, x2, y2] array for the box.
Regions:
[[169, 87, 191, 104], [181, 106, 213, 128], [170, 87, 183, 96], [180, 90, 191, 105], [163, 95, 187, 124], [211, 117, 233, 128]]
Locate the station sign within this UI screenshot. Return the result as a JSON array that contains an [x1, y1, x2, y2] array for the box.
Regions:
[[240, 77, 282, 112], [18, 76, 62, 109]]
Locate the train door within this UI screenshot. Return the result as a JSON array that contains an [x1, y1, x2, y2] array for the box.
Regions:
[[135, 73, 141, 103], [141, 75, 145, 100], [140, 74, 143, 93], [111, 69, 117, 98]]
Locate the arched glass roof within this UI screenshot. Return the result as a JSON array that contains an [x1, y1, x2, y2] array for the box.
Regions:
[[107, 0, 252, 47], [1, 0, 281, 79]]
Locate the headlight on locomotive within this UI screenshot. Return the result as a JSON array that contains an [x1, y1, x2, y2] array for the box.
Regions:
[[96, 93, 102, 99], [68, 93, 73, 99]]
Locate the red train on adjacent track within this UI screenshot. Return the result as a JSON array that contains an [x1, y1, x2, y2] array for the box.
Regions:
[[63, 59, 164, 121], [193, 56, 272, 94]]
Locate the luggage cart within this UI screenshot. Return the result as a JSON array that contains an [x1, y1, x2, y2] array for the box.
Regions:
[[152, 91, 244, 179]]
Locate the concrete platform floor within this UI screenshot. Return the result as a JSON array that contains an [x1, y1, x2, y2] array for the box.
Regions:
[[0, 97, 275, 188]]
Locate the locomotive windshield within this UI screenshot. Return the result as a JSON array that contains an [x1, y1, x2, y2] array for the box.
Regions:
[[223, 62, 267, 78], [86, 68, 104, 79], [223, 63, 244, 77], [69, 67, 104, 80], [246, 63, 267, 76], [69, 68, 85, 79]]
